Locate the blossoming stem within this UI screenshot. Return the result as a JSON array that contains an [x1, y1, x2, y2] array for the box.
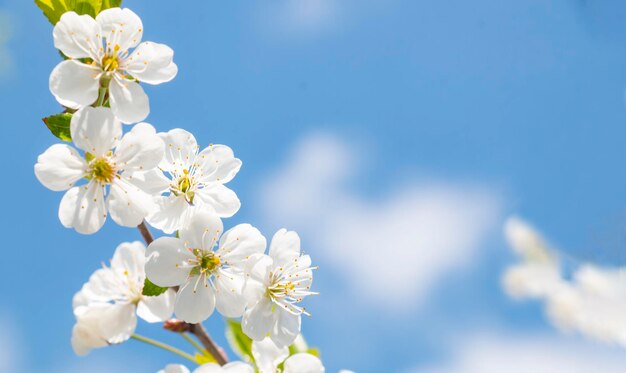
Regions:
[[188, 323, 229, 365], [181, 332, 206, 354], [131, 333, 197, 363], [95, 87, 107, 107]]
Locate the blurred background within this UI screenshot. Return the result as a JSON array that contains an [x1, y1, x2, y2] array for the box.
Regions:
[[2, 0, 626, 371]]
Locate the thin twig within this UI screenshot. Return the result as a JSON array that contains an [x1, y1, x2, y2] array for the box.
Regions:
[[189, 323, 228, 365], [137, 221, 154, 244], [131, 334, 196, 363]]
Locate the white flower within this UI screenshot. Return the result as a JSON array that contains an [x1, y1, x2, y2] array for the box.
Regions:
[[145, 211, 266, 323], [50, 8, 177, 123], [158, 362, 254, 373], [71, 241, 175, 355], [146, 128, 241, 234], [242, 229, 317, 348], [252, 338, 324, 373], [34, 107, 165, 234]]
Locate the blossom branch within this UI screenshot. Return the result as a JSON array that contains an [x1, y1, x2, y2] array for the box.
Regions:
[[137, 221, 154, 244]]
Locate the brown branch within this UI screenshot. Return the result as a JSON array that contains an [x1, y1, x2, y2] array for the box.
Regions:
[[137, 221, 154, 244], [189, 323, 229, 365], [139, 224, 228, 365]]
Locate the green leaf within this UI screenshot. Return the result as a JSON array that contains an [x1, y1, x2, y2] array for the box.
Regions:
[[142, 277, 169, 296], [34, 0, 123, 25], [43, 113, 72, 141], [225, 319, 254, 363]]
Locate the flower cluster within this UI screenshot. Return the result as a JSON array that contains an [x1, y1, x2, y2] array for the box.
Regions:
[[34, 6, 344, 373]]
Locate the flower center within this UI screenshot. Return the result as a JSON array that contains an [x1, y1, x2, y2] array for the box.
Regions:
[[101, 44, 121, 72], [89, 156, 116, 184], [189, 249, 220, 276], [172, 169, 195, 204]]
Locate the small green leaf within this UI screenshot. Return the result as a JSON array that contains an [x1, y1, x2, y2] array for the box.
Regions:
[[34, 0, 123, 25], [225, 319, 254, 363], [43, 113, 72, 141], [194, 352, 216, 365], [142, 277, 169, 296]]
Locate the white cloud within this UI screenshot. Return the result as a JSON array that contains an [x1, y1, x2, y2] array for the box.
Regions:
[[0, 311, 23, 372], [414, 332, 626, 373], [257, 132, 501, 310]]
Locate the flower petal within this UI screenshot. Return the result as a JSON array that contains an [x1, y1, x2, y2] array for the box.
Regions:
[[58, 183, 106, 234], [107, 178, 155, 227], [243, 255, 273, 307], [217, 224, 266, 266], [195, 183, 241, 218], [174, 279, 216, 323], [159, 364, 191, 373], [242, 296, 274, 341], [283, 353, 325, 373], [109, 76, 149, 124], [53, 11, 101, 59], [128, 169, 170, 195], [34, 144, 87, 191], [251, 338, 289, 373], [96, 7, 143, 52], [50, 60, 100, 109], [159, 128, 198, 172], [71, 106, 122, 156], [126, 42, 178, 84], [214, 268, 246, 318], [114, 122, 164, 172], [71, 302, 137, 356], [146, 195, 192, 234], [197, 144, 242, 184], [110, 241, 146, 280], [179, 211, 223, 251], [270, 308, 301, 348], [220, 362, 255, 373], [137, 288, 175, 323], [268, 229, 301, 267], [145, 237, 193, 287], [78, 267, 121, 306]]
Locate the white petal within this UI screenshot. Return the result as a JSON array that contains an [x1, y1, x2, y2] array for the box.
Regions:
[[125, 42, 178, 84], [252, 338, 289, 373], [109, 76, 149, 124], [79, 267, 121, 305], [114, 122, 164, 171], [197, 144, 241, 184], [58, 183, 106, 234], [107, 178, 155, 227], [71, 106, 122, 156], [242, 297, 274, 341], [145, 236, 193, 287], [270, 308, 301, 348], [217, 224, 266, 266], [159, 128, 198, 172], [53, 11, 101, 59], [146, 195, 192, 234], [34, 144, 87, 191], [195, 183, 241, 218], [71, 303, 137, 355], [283, 353, 325, 373], [174, 279, 216, 323], [221, 362, 255, 373], [243, 255, 272, 307], [137, 288, 176, 323], [179, 211, 223, 251], [110, 241, 146, 280], [128, 169, 170, 195], [160, 364, 191, 373], [96, 7, 143, 51], [268, 229, 301, 267], [50, 60, 100, 109], [214, 269, 246, 318]]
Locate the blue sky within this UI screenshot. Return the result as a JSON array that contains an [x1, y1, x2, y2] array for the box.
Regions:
[[3, 0, 626, 372]]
